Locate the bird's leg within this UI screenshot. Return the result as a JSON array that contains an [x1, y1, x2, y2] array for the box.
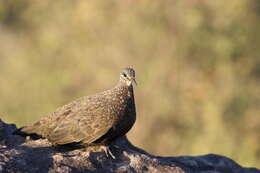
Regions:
[[111, 144, 120, 149], [100, 145, 116, 159]]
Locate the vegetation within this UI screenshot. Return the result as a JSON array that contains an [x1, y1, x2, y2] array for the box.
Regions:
[[0, 0, 259, 167]]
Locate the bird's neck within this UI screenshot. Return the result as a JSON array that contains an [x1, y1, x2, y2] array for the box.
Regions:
[[116, 81, 134, 97]]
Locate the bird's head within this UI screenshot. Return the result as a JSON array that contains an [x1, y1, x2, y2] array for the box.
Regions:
[[120, 67, 137, 86]]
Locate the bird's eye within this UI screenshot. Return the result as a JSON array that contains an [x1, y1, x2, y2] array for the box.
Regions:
[[123, 73, 127, 77]]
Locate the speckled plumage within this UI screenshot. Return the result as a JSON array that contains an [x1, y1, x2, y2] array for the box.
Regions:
[[19, 68, 136, 146]]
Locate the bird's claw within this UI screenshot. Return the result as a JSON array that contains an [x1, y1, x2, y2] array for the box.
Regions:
[[101, 145, 116, 159]]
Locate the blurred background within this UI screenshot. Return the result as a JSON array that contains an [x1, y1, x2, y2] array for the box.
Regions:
[[0, 0, 259, 167]]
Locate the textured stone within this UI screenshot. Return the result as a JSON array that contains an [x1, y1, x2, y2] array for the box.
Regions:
[[0, 119, 259, 173]]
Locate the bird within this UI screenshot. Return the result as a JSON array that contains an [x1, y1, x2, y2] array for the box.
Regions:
[[14, 67, 137, 158]]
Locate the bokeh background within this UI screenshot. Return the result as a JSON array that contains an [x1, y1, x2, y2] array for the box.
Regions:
[[0, 0, 260, 167]]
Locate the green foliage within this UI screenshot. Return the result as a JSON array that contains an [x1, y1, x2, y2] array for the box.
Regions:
[[0, 0, 259, 167]]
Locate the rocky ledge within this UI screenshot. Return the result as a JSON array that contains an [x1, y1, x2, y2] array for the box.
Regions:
[[0, 119, 259, 173]]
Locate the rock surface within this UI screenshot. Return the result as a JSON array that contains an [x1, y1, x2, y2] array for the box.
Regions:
[[0, 119, 259, 173]]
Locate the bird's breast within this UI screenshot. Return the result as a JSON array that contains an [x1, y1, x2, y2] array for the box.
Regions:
[[110, 96, 136, 135]]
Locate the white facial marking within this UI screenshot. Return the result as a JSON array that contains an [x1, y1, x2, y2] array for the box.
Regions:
[[126, 80, 132, 86]]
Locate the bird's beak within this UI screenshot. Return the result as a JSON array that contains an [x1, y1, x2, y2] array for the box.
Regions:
[[131, 78, 137, 86]]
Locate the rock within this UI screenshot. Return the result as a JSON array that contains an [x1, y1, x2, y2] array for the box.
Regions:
[[0, 119, 259, 173]]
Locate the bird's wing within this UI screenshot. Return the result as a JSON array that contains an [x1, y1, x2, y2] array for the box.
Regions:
[[47, 108, 114, 145]]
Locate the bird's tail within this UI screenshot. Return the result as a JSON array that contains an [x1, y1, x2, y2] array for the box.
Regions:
[[13, 125, 39, 137], [13, 127, 29, 137]]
